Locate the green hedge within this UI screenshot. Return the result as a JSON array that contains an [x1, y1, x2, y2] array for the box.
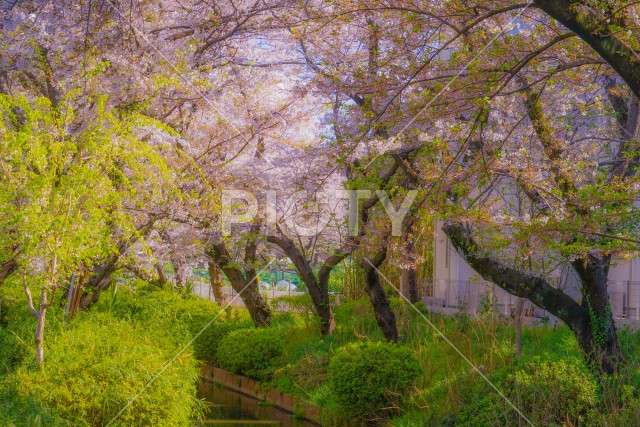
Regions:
[[0, 282, 207, 426], [217, 328, 283, 381], [328, 341, 422, 420], [196, 319, 254, 364]]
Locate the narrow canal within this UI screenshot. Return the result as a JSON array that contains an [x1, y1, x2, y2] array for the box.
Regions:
[[197, 380, 320, 427]]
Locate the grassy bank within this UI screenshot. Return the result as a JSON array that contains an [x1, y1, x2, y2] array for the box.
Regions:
[[203, 295, 640, 426], [2, 281, 640, 426]]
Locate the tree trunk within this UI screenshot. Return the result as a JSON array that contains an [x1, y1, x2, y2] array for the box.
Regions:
[[400, 267, 419, 304], [154, 262, 168, 288], [513, 298, 524, 358], [206, 243, 271, 327], [443, 221, 624, 374], [79, 257, 117, 310], [240, 282, 271, 326], [400, 221, 420, 304], [80, 220, 155, 310], [172, 255, 189, 290], [572, 255, 625, 374], [225, 266, 270, 326], [208, 261, 227, 305], [309, 274, 336, 335], [362, 248, 399, 342], [34, 290, 47, 367], [25, 282, 50, 367], [267, 235, 336, 334]]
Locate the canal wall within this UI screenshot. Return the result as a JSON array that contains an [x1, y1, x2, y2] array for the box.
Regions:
[[200, 364, 322, 425]]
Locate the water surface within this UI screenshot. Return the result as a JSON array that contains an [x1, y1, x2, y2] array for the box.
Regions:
[[197, 380, 319, 427]]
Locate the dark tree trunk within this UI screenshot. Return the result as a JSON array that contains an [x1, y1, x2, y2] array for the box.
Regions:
[[362, 248, 399, 342], [207, 261, 227, 305], [79, 221, 155, 310], [79, 253, 119, 310], [400, 218, 420, 304], [224, 269, 270, 326], [312, 272, 336, 335], [267, 234, 335, 334], [572, 255, 625, 374], [239, 283, 271, 326], [443, 221, 624, 374], [513, 298, 524, 358], [206, 243, 271, 327], [400, 267, 419, 304]]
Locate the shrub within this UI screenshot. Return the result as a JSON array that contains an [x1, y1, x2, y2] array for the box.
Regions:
[[98, 281, 220, 332], [12, 312, 202, 427], [453, 358, 598, 426], [327, 341, 422, 420], [0, 321, 28, 372], [217, 328, 283, 381], [94, 281, 237, 363], [195, 319, 254, 364], [0, 281, 206, 426], [0, 379, 68, 426], [511, 359, 597, 423], [273, 353, 329, 398]]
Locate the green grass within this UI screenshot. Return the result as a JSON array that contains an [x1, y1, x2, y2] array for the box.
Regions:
[[3, 282, 640, 426], [208, 296, 640, 426]]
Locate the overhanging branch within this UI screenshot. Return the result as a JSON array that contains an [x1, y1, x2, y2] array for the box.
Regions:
[[442, 221, 587, 329]]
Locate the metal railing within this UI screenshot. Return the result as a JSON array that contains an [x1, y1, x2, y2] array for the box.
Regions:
[[193, 277, 640, 321], [421, 278, 640, 320]]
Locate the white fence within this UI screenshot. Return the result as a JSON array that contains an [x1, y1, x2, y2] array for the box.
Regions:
[[192, 281, 307, 307], [192, 278, 640, 327]]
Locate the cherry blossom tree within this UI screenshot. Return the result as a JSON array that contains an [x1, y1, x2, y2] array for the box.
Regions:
[[3, 0, 640, 374], [283, 0, 640, 373]]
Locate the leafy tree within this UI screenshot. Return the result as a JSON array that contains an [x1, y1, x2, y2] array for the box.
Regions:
[[0, 94, 171, 365]]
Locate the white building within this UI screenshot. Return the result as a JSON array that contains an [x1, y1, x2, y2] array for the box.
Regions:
[[430, 221, 640, 323]]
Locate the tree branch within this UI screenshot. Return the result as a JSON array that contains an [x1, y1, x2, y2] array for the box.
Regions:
[[534, 0, 640, 97], [442, 221, 587, 329]]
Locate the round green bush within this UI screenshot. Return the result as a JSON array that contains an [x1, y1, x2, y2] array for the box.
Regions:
[[453, 358, 598, 426], [327, 341, 422, 419], [216, 328, 283, 380], [195, 319, 254, 364], [511, 359, 597, 423]]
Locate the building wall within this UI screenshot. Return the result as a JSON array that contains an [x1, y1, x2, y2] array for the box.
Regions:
[[433, 220, 640, 321]]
